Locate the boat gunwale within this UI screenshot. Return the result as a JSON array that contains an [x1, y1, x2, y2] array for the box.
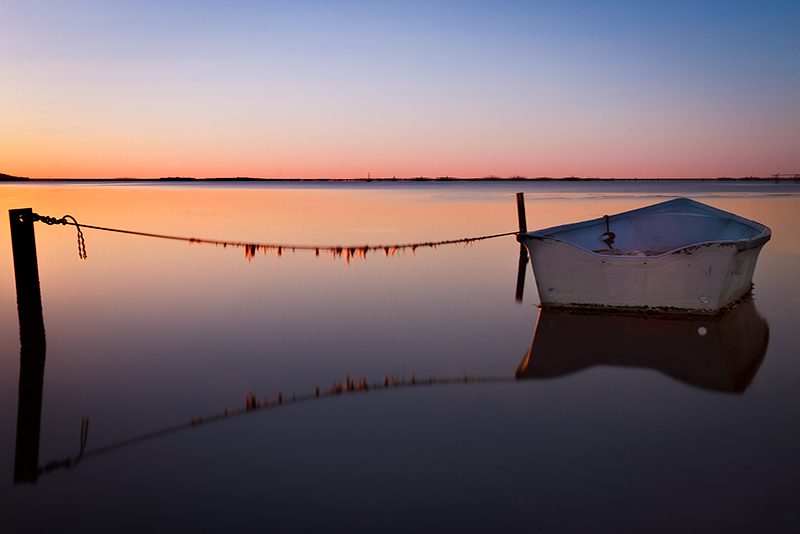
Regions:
[[517, 197, 771, 259]]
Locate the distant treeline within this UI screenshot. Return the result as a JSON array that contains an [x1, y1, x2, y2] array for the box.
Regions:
[[0, 173, 29, 181]]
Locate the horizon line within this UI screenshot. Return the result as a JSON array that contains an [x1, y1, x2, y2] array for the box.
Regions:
[[3, 174, 799, 183]]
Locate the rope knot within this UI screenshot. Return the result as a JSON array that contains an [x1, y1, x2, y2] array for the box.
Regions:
[[31, 212, 87, 260]]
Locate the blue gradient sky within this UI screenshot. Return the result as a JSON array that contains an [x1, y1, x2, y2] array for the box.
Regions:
[[1, 0, 799, 178]]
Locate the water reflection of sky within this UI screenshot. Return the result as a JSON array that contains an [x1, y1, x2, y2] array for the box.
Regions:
[[2, 181, 799, 532]]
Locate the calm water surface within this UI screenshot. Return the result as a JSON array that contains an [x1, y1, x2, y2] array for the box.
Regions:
[[2, 181, 799, 532]]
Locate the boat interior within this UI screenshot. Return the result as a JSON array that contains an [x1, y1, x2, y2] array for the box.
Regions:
[[532, 198, 769, 256]]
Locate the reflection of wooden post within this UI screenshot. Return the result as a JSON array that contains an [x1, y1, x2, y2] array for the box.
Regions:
[[515, 194, 529, 302], [515, 245, 529, 302], [10, 208, 46, 483]]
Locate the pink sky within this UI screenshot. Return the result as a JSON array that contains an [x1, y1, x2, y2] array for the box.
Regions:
[[2, 1, 799, 179]]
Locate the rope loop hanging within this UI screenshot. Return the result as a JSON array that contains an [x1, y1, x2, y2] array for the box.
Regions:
[[30, 212, 87, 260]]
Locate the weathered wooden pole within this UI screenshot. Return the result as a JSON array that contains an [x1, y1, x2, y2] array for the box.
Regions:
[[516, 192, 527, 233], [9, 208, 47, 483], [515, 193, 529, 302]]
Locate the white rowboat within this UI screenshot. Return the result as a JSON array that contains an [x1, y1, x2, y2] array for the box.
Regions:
[[517, 198, 771, 313]]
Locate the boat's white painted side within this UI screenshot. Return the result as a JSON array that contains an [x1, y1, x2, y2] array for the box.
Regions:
[[518, 198, 771, 313], [524, 237, 765, 311]]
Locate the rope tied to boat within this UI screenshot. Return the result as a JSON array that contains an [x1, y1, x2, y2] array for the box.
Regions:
[[29, 212, 518, 263], [601, 214, 616, 249]]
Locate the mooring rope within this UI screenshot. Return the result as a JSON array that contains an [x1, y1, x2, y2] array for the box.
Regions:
[[29, 212, 519, 262]]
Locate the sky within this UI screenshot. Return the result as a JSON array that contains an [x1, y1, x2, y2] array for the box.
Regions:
[[1, 0, 799, 179]]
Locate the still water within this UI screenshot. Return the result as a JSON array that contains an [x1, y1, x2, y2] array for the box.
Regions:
[[2, 181, 799, 532]]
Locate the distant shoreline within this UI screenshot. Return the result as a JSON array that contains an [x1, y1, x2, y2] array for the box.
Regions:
[[3, 174, 799, 183]]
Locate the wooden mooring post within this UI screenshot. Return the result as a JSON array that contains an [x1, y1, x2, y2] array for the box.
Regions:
[[515, 193, 529, 302], [9, 208, 47, 483], [516, 192, 527, 233]]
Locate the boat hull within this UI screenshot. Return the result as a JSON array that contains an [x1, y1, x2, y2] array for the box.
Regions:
[[518, 198, 770, 313]]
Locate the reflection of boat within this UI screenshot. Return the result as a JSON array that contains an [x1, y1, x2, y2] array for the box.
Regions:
[[517, 198, 771, 313], [515, 299, 769, 393]]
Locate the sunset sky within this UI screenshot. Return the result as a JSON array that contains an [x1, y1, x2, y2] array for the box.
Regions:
[[1, 0, 799, 179]]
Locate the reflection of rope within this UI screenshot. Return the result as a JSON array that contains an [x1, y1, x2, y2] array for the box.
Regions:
[[29, 213, 87, 259], [29, 212, 518, 262], [38, 417, 89, 476], [38, 373, 515, 473]]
